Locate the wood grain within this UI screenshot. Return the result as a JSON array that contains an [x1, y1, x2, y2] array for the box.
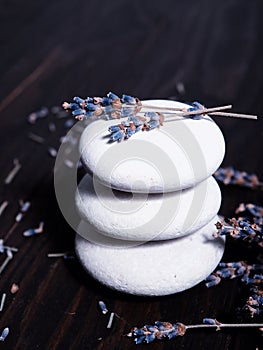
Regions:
[[0, 1, 263, 349]]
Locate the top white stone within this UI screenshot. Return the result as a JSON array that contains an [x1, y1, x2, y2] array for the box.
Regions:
[[80, 100, 225, 193]]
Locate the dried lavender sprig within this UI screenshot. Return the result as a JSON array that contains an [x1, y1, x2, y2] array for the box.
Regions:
[[127, 319, 263, 344], [127, 321, 186, 344], [63, 94, 230, 121], [205, 261, 263, 288], [214, 216, 263, 246], [63, 92, 257, 121], [214, 167, 263, 190]]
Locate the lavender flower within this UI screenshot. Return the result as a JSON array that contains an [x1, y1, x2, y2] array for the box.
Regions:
[[23, 222, 44, 237], [205, 274, 221, 288], [207, 202, 263, 319], [244, 286, 263, 317], [127, 321, 186, 344], [214, 203, 263, 246], [187, 101, 205, 119], [127, 318, 263, 344], [214, 167, 262, 189], [108, 91, 120, 101], [203, 318, 219, 325], [214, 216, 263, 246], [98, 300, 108, 314], [0, 327, 9, 342], [63, 92, 257, 131], [27, 107, 49, 124], [206, 260, 263, 319], [122, 94, 137, 104], [63, 92, 142, 121], [108, 112, 164, 142], [206, 261, 263, 286], [235, 203, 263, 219]]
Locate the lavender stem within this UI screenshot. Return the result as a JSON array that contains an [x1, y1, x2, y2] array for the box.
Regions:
[[186, 323, 263, 330]]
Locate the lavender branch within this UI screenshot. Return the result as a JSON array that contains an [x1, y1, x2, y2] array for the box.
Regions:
[[127, 318, 263, 344], [214, 167, 263, 190]]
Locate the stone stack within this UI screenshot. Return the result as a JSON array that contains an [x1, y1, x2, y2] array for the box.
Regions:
[[75, 100, 225, 296]]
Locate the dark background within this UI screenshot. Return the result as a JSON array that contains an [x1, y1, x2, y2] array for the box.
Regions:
[[0, 1, 263, 349]]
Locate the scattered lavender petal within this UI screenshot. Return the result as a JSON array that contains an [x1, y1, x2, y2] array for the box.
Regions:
[[48, 147, 57, 158], [15, 212, 23, 223], [23, 222, 44, 237], [20, 201, 31, 212], [214, 167, 261, 189], [98, 301, 108, 314], [0, 327, 9, 342]]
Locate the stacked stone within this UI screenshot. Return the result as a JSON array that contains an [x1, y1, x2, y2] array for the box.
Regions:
[[75, 100, 225, 296]]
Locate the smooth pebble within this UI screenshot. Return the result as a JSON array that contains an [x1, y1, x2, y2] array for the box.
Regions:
[[76, 174, 221, 241], [75, 216, 225, 296], [80, 100, 225, 193]]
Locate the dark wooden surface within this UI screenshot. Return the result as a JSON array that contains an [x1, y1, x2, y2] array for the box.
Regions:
[[0, 1, 263, 349]]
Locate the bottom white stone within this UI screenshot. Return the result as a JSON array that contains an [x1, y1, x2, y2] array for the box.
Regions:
[[75, 216, 225, 296]]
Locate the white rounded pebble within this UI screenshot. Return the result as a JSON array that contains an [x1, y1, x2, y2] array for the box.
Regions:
[[80, 100, 225, 193], [75, 216, 225, 296], [76, 174, 221, 241]]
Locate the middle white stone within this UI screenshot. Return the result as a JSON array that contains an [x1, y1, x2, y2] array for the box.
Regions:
[[76, 174, 221, 241]]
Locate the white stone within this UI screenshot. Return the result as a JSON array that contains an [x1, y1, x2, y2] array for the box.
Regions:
[[75, 216, 225, 296], [80, 100, 225, 193], [76, 174, 221, 241]]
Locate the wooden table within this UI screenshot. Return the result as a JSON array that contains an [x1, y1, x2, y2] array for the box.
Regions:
[[0, 1, 263, 349]]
